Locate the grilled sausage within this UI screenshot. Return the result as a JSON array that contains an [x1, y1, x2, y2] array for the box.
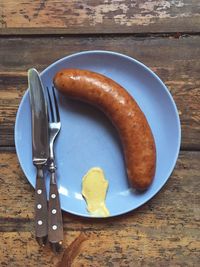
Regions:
[[53, 69, 156, 191]]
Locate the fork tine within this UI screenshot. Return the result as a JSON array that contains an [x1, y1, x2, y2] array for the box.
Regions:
[[47, 86, 55, 122], [52, 86, 60, 122]]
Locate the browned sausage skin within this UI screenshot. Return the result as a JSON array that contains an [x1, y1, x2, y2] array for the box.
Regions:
[[53, 69, 156, 191]]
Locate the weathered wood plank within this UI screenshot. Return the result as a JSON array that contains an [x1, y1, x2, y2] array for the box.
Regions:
[[1, 0, 200, 34], [0, 36, 200, 149], [0, 151, 199, 266]]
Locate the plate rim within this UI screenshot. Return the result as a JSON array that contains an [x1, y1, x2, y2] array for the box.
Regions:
[[15, 50, 181, 218]]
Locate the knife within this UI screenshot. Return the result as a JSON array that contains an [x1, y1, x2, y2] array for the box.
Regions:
[[28, 68, 49, 246]]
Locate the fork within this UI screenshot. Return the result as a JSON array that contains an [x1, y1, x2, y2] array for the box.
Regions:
[[46, 86, 63, 252]]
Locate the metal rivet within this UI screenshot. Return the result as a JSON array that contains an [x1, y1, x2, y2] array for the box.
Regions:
[[38, 220, 43, 225], [51, 194, 56, 199], [52, 225, 57, 230], [52, 209, 57, 214], [37, 189, 42, 194], [37, 204, 42, 209]]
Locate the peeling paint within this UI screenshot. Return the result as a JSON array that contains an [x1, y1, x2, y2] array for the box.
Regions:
[[88, 3, 130, 26], [79, 0, 188, 27], [171, 0, 185, 8]]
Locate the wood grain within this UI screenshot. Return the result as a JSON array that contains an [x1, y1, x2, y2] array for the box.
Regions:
[[1, 0, 200, 35], [0, 151, 199, 266], [0, 35, 199, 149]]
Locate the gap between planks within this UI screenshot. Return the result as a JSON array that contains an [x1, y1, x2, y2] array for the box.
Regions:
[[0, 32, 200, 39]]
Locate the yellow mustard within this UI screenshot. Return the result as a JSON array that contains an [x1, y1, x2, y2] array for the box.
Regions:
[[82, 167, 110, 217]]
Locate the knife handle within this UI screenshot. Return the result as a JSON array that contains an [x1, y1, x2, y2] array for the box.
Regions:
[[35, 167, 48, 246], [48, 172, 63, 251]]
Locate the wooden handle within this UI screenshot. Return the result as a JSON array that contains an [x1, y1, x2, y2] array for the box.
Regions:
[[35, 167, 48, 246], [48, 172, 63, 247]]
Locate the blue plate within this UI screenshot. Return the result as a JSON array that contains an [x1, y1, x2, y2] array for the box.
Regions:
[[15, 51, 181, 218]]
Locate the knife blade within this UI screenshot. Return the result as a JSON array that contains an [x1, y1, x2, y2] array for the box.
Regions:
[[28, 68, 49, 246]]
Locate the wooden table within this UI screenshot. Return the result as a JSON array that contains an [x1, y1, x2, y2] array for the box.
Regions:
[[1, 1, 200, 266]]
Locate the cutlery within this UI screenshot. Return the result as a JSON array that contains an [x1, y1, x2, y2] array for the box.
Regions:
[[28, 68, 49, 246], [46, 86, 63, 252]]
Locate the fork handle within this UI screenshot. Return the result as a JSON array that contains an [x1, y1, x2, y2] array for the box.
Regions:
[[35, 166, 48, 246], [48, 172, 63, 248]]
